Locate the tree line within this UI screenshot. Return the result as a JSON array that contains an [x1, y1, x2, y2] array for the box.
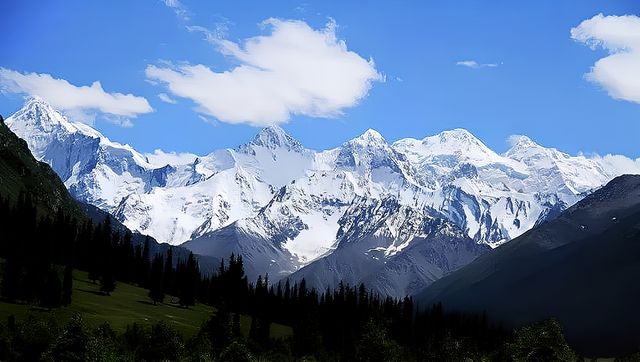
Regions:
[[0, 192, 201, 308]]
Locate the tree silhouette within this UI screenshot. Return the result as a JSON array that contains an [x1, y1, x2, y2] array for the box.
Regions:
[[62, 263, 73, 306], [148, 254, 165, 305], [163, 247, 174, 295], [41, 268, 62, 310], [100, 272, 116, 296], [178, 252, 199, 307]]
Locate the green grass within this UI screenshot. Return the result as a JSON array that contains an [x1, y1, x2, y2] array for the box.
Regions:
[[0, 270, 292, 339]]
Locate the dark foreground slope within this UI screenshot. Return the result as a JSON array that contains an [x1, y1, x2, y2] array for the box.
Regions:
[[0, 119, 82, 217], [416, 174, 640, 356]]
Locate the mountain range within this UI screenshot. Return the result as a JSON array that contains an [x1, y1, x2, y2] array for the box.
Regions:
[[5, 98, 640, 297]]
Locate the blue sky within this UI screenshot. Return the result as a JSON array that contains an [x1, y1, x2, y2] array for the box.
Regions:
[[1, 0, 639, 158]]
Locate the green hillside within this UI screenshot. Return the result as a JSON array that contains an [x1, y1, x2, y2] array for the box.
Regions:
[[0, 268, 292, 339]]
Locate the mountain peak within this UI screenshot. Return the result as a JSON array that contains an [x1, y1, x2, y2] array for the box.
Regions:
[[18, 97, 63, 120], [335, 128, 406, 172], [23, 96, 54, 110], [418, 128, 495, 158], [245, 125, 305, 152], [504, 135, 546, 160], [7, 98, 75, 133], [507, 134, 540, 148], [7, 98, 101, 139], [351, 128, 386, 145], [362, 128, 384, 140], [435, 128, 479, 143]]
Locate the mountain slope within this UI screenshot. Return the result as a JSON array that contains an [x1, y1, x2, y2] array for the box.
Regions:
[[416, 174, 640, 356], [286, 196, 490, 296], [0, 117, 82, 217]]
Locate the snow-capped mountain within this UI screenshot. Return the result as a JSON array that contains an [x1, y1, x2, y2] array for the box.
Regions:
[[287, 196, 489, 297], [5, 98, 157, 210], [6, 99, 640, 297]]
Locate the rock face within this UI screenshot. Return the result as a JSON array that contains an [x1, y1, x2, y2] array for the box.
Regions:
[[7, 99, 640, 297], [286, 196, 490, 297]]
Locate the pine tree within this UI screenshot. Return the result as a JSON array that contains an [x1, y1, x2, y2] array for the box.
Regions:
[[119, 231, 135, 283], [178, 252, 199, 307], [232, 312, 242, 338], [76, 220, 94, 274], [138, 237, 151, 287], [1, 257, 23, 301], [97, 217, 116, 295], [148, 254, 165, 305], [163, 247, 174, 295], [355, 319, 401, 362], [100, 270, 116, 296], [249, 274, 270, 345], [62, 263, 73, 306], [87, 223, 101, 283], [205, 307, 232, 353], [41, 268, 62, 310]]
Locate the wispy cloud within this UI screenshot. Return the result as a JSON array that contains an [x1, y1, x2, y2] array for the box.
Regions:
[[162, 0, 190, 21], [571, 13, 640, 104], [147, 18, 383, 126], [186, 21, 231, 44], [0, 67, 153, 125], [456, 60, 499, 69], [295, 3, 309, 13], [198, 114, 218, 126], [104, 115, 135, 128], [158, 92, 177, 104], [145, 149, 199, 166]]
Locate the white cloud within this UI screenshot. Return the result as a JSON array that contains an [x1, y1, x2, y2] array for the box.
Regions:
[[162, 0, 190, 21], [0, 67, 153, 125], [457, 60, 480, 68], [456, 60, 498, 69], [592, 154, 640, 175], [571, 14, 640, 104], [158, 92, 177, 104], [146, 18, 383, 126], [145, 149, 199, 167]]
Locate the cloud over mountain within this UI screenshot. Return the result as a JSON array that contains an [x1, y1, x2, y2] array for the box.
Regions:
[[0, 67, 152, 125], [146, 18, 383, 126]]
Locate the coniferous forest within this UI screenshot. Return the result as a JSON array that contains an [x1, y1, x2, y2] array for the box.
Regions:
[[0, 191, 608, 361]]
